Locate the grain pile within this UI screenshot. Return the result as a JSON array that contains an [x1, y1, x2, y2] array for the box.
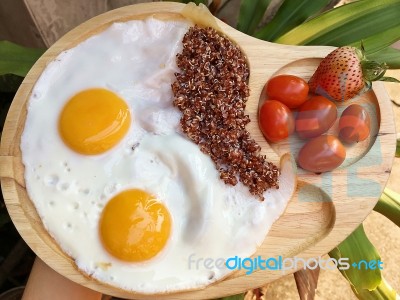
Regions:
[[172, 26, 279, 199]]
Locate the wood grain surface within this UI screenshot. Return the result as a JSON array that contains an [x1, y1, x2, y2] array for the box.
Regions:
[[0, 2, 396, 299]]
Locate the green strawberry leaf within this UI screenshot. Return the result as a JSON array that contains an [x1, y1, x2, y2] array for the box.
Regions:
[[361, 55, 399, 82], [379, 76, 400, 83]]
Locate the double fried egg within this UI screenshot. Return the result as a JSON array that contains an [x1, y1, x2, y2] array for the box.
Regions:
[[21, 18, 295, 293]]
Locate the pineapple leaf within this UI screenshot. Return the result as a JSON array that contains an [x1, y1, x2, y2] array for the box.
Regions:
[[374, 188, 400, 227], [0, 41, 44, 77], [350, 24, 400, 55], [255, 0, 331, 41], [329, 224, 382, 291], [367, 47, 400, 69], [237, 0, 272, 35], [275, 0, 400, 46]]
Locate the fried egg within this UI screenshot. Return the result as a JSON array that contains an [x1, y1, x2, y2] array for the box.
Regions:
[[21, 18, 295, 293]]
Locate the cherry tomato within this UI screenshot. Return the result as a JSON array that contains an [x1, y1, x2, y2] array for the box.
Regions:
[[259, 100, 294, 143], [339, 104, 371, 144], [298, 135, 346, 173], [266, 75, 309, 109], [295, 95, 337, 139]]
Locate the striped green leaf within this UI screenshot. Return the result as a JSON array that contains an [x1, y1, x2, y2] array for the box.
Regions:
[[0, 41, 44, 77], [350, 25, 400, 55], [237, 0, 272, 35], [374, 188, 400, 227], [368, 47, 400, 69], [352, 278, 398, 300], [329, 224, 382, 291], [275, 0, 400, 46], [255, 0, 331, 41]]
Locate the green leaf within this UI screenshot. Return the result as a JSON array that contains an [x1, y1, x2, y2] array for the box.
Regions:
[[255, 0, 331, 41], [0, 74, 23, 93], [379, 76, 400, 83], [186, 0, 209, 4], [350, 25, 400, 55], [397, 138, 400, 157], [368, 47, 400, 69], [0, 41, 44, 77], [162, 0, 208, 3], [374, 188, 400, 227], [352, 278, 398, 300], [237, 0, 272, 35], [215, 294, 245, 300], [188, 0, 209, 5], [329, 224, 382, 291], [275, 0, 400, 46]]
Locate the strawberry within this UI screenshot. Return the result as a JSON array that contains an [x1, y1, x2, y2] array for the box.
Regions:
[[309, 46, 398, 102]]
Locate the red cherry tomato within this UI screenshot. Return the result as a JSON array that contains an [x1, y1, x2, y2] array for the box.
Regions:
[[259, 100, 294, 143], [295, 95, 337, 139], [298, 135, 346, 173], [339, 104, 371, 144], [266, 75, 309, 109]]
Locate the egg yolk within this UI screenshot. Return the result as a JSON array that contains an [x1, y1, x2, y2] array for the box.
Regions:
[[99, 189, 171, 262], [59, 88, 131, 155]]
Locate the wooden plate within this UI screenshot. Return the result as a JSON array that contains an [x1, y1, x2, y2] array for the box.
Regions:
[[0, 2, 396, 299]]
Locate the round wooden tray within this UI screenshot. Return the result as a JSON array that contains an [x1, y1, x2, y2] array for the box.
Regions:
[[0, 2, 396, 299]]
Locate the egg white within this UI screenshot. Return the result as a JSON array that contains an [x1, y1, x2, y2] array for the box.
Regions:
[[21, 18, 293, 293]]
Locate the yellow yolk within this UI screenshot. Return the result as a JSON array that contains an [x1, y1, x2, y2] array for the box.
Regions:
[[99, 189, 172, 262], [59, 88, 131, 155]]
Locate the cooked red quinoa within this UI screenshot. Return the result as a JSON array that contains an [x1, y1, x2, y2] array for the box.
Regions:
[[172, 26, 279, 200]]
